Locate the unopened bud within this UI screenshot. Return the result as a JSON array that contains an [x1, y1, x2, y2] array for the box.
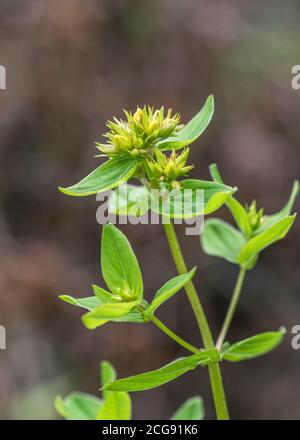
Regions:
[[154, 149, 168, 167], [180, 164, 194, 176], [176, 147, 190, 167], [148, 121, 159, 134], [164, 160, 177, 179], [171, 180, 181, 189], [133, 108, 143, 122]]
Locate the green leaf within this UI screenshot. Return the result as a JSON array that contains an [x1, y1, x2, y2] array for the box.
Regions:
[[209, 163, 224, 184], [91, 287, 146, 324], [209, 163, 252, 238], [222, 329, 285, 362], [103, 351, 214, 392], [150, 187, 203, 219], [55, 361, 132, 420], [109, 184, 150, 216], [92, 285, 113, 302], [111, 306, 147, 324], [157, 95, 214, 151], [209, 164, 297, 267], [101, 361, 117, 400], [97, 392, 132, 420], [181, 180, 236, 215], [101, 361, 117, 388], [55, 393, 103, 420], [210, 165, 299, 239], [148, 268, 196, 314], [59, 156, 138, 196], [226, 197, 252, 238], [237, 215, 296, 268], [99, 361, 132, 419], [201, 219, 246, 264], [59, 294, 103, 311], [82, 301, 138, 330], [151, 180, 234, 218], [256, 180, 299, 234], [101, 224, 143, 300], [59, 285, 113, 311], [108, 178, 234, 219], [59, 292, 145, 325], [171, 396, 204, 420]]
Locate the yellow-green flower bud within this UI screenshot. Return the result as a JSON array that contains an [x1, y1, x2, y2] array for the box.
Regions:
[[148, 120, 159, 134], [145, 148, 194, 183], [247, 201, 264, 231], [113, 135, 129, 151], [97, 106, 181, 158], [164, 160, 177, 180], [171, 180, 182, 190], [145, 160, 164, 179], [113, 284, 137, 302], [176, 147, 190, 167], [130, 148, 141, 157], [154, 149, 168, 167], [133, 108, 143, 123], [180, 165, 194, 176]]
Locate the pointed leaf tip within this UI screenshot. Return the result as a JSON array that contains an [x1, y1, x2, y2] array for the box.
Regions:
[[201, 218, 246, 264], [149, 267, 197, 314], [103, 352, 212, 392], [222, 329, 285, 362], [101, 224, 143, 300], [237, 214, 296, 268], [58, 156, 138, 197], [171, 396, 205, 420], [157, 95, 215, 151]]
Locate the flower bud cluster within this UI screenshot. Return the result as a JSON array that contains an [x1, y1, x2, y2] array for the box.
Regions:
[[96, 106, 181, 158], [246, 200, 266, 231], [145, 148, 194, 188]]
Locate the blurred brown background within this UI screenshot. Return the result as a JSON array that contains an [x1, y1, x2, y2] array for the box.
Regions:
[[0, 0, 299, 420]]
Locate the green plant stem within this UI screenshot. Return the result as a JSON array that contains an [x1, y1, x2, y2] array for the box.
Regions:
[[163, 221, 214, 348], [208, 362, 230, 420], [163, 220, 229, 420], [150, 315, 199, 354], [216, 267, 247, 350]]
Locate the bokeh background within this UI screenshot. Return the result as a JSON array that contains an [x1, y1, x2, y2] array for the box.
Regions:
[[0, 0, 299, 420]]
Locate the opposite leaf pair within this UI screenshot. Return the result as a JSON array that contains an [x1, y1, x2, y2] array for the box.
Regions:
[[109, 179, 236, 219], [60, 224, 196, 329], [55, 361, 131, 420], [201, 164, 299, 269], [59, 96, 215, 197], [104, 329, 285, 392], [57, 95, 298, 420], [59, 97, 237, 220], [56, 361, 204, 421]]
